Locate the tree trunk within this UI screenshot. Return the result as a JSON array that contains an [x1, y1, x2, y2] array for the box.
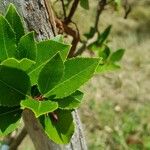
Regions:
[[0, 1, 87, 150]]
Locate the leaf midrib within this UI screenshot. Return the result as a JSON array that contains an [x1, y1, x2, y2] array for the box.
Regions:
[[0, 70, 30, 98], [42, 58, 64, 94], [45, 60, 98, 97], [28, 55, 54, 75], [0, 20, 9, 58], [0, 108, 20, 116]]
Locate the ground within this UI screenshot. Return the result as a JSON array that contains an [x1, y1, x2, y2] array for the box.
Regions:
[[76, 0, 150, 149]]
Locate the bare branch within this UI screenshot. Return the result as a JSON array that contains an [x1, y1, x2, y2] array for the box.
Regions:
[[74, 0, 107, 56], [65, 0, 79, 25], [95, 0, 107, 32], [9, 127, 27, 150], [55, 18, 80, 57], [56, 0, 107, 57], [123, 0, 131, 19], [60, 0, 67, 19]]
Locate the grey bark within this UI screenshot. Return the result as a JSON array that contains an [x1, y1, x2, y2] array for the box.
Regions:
[[0, 1, 87, 150], [9, 127, 27, 150]]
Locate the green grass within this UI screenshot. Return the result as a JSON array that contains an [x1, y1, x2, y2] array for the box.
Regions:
[[81, 100, 150, 150]]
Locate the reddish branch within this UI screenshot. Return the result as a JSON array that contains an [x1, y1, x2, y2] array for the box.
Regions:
[[34, 95, 45, 101], [55, 18, 80, 57], [55, 0, 80, 57], [95, 0, 107, 32], [65, 0, 79, 25], [74, 0, 107, 56], [56, 0, 107, 57]]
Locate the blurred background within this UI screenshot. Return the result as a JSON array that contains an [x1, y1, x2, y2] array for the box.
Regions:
[[78, 0, 150, 149], [17, 0, 150, 149]]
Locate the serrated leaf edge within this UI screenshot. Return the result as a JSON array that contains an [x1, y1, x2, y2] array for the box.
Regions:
[[0, 108, 21, 116], [45, 58, 100, 98], [21, 100, 58, 118]]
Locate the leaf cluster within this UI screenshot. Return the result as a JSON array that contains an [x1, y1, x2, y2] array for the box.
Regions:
[[85, 25, 125, 73], [0, 4, 100, 144]]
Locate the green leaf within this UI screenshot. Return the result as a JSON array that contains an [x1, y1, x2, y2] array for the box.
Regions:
[[88, 25, 112, 51], [31, 85, 41, 98], [0, 106, 21, 136], [114, 0, 121, 8], [1, 58, 35, 71], [16, 32, 37, 61], [36, 39, 70, 63], [99, 46, 110, 60], [38, 53, 64, 95], [88, 43, 100, 51], [0, 66, 30, 106], [114, 0, 121, 5], [80, 0, 89, 10], [29, 39, 70, 85], [5, 3, 25, 43], [84, 27, 95, 39], [0, 15, 16, 62], [41, 110, 74, 144], [45, 58, 100, 98], [109, 49, 125, 62], [98, 25, 112, 46], [96, 63, 121, 73], [54, 90, 84, 110], [21, 99, 58, 118], [51, 35, 64, 43]]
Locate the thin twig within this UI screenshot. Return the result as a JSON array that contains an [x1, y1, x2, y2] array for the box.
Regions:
[[68, 21, 81, 57], [68, 33, 79, 57], [55, 18, 80, 57], [95, 0, 107, 32], [55, 18, 77, 37], [56, 0, 107, 57], [9, 127, 27, 150], [56, 0, 81, 57], [60, 0, 67, 19], [123, 0, 131, 19], [74, 0, 107, 56], [65, 0, 79, 25], [74, 42, 86, 57]]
